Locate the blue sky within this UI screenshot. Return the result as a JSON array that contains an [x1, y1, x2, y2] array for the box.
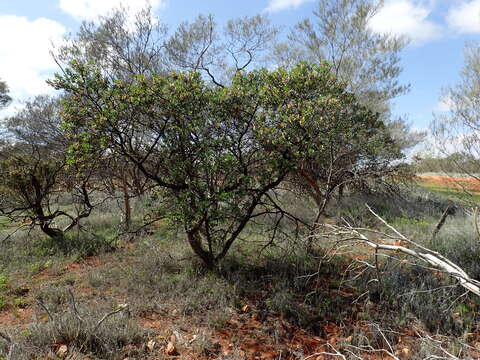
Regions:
[[0, 0, 479, 132]]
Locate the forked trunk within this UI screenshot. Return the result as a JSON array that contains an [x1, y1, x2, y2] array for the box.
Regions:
[[40, 222, 64, 240], [187, 229, 215, 269]]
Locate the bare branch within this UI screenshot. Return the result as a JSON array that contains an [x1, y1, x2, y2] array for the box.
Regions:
[[320, 205, 480, 297], [68, 288, 84, 323], [36, 298, 55, 322], [93, 304, 129, 332]]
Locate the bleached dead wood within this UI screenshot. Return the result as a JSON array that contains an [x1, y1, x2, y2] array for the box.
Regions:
[[320, 205, 480, 298], [303, 323, 467, 360]]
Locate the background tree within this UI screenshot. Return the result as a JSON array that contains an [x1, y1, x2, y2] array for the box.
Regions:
[[433, 43, 480, 180], [166, 14, 278, 86], [55, 7, 278, 86], [0, 79, 11, 109], [0, 96, 98, 243], [275, 0, 408, 113], [413, 152, 479, 174], [55, 5, 169, 80]]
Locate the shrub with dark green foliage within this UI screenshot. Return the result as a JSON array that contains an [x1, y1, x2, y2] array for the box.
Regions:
[[50, 61, 398, 267]]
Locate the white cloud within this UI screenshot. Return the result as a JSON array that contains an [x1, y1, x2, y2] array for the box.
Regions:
[[59, 0, 164, 21], [265, 0, 312, 13], [368, 0, 443, 45], [434, 96, 454, 112], [0, 100, 25, 120], [0, 15, 66, 102], [447, 0, 480, 33]]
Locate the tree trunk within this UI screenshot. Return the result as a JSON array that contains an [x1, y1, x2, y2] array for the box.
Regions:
[[40, 223, 64, 239], [122, 173, 131, 231], [35, 205, 64, 240], [336, 183, 345, 223], [338, 183, 344, 201], [187, 230, 215, 269]]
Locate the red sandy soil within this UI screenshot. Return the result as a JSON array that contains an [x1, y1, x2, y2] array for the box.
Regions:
[[0, 255, 106, 327], [0, 307, 33, 326], [417, 174, 480, 193]]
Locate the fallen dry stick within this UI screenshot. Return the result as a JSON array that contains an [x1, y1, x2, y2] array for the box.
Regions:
[[321, 205, 480, 298]]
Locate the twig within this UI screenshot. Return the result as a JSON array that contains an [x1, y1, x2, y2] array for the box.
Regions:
[[445, 290, 469, 313], [0, 224, 28, 244], [398, 284, 457, 298], [474, 207, 480, 241], [93, 304, 129, 332], [36, 298, 55, 322], [432, 203, 453, 240], [369, 322, 396, 356], [1, 328, 16, 360], [68, 288, 84, 322], [374, 246, 382, 287], [304, 343, 347, 359], [0, 330, 11, 344]]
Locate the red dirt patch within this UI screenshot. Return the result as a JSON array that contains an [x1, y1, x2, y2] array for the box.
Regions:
[[1, 255, 110, 330], [33, 255, 105, 284], [0, 306, 33, 326], [417, 174, 480, 193], [138, 312, 173, 332]]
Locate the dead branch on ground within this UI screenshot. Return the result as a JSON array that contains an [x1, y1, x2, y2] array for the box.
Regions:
[[318, 205, 480, 298]]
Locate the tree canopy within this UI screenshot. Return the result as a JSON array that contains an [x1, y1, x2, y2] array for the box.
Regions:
[[0, 79, 11, 109], [433, 43, 480, 179], [271, 0, 422, 152], [0, 96, 99, 242], [0, 3, 413, 267]]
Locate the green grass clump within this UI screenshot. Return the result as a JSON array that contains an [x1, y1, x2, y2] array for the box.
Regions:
[[0, 273, 8, 291], [418, 182, 480, 203]]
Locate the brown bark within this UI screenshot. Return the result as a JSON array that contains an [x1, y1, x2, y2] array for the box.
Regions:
[[432, 203, 453, 240], [187, 230, 215, 269], [40, 222, 64, 239], [121, 173, 131, 231]]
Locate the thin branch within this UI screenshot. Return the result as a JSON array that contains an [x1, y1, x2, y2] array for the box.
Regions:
[[0, 224, 28, 244], [68, 288, 84, 323], [0, 330, 11, 343], [35, 298, 55, 322], [93, 304, 129, 332]]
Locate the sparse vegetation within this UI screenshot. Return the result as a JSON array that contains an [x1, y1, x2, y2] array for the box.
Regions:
[[0, 185, 479, 359]]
